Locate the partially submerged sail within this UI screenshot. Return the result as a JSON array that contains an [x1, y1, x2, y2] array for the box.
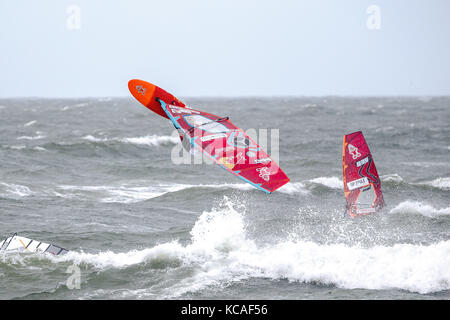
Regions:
[[342, 131, 385, 217], [0, 233, 68, 255], [159, 100, 290, 193]]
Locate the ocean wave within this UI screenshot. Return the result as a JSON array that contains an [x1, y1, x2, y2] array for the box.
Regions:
[[57, 183, 254, 203], [0, 181, 304, 204], [9, 145, 27, 150], [304, 175, 404, 190], [61, 102, 89, 111], [419, 177, 450, 190], [0, 182, 33, 197], [58, 184, 180, 203], [381, 174, 404, 183], [298, 174, 449, 192], [16, 135, 45, 140], [24, 120, 37, 127], [57, 181, 310, 203], [401, 161, 449, 168], [308, 176, 342, 189], [278, 182, 310, 194], [304, 174, 448, 192], [41, 196, 450, 296], [390, 201, 450, 218], [81, 135, 108, 142], [119, 135, 179, 146], [1, 145, 47, 152], [82, 135, 179, 146], [57, 242, 185, 269]]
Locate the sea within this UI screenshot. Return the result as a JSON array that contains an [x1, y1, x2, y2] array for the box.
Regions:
[[0, 96, 449, 300]]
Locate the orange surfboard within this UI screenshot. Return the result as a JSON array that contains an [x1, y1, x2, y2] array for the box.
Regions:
[[128, 79, 186, 119]]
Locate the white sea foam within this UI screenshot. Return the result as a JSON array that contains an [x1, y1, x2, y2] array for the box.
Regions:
[[24, 120, 37, 127], [390, 201, 450, 218], [62, 102, 89, 111], [57, 183, 252, 203], [58, 181, 309, 203], [82, 135, 179, 146], [3, 145, 46, 151], [277, 182, 310, 194], [421, 177, 450, 190], [60, 242, 185, 269], [307, 174, 402, 189], [82, 135, 108, 142], [381, 174, 404, 183], [16, 135, 45, 140], [119, 135, 179, 146], [100, 185, 189, 203], [0, 183, 33, 197], [52, 197, 450, 296], [10, 145, 26, 150], [58, 184, 174, 203], [308, 176, 342, 189]]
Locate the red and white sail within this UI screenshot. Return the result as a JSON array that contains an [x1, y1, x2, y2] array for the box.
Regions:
[[342, 131, 385, 217], [160, 100, 290, 193]]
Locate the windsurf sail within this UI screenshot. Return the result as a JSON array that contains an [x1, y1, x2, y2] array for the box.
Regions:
[[342, 131, 385, 217], [159, 99, 290, 193], [0, 233, 68, 255], [128, 79, 186, 119]]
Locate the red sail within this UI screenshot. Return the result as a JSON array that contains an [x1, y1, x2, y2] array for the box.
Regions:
[[161, 101, 290, 193], [342, 131, 385, 217]]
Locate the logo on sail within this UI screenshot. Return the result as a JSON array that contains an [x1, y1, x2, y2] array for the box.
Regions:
[[347, 177, 369, 190], [136, 85, 146, 95], [256, 167, 272, 181], [219, 152, 244, 169], [348, 144, 361, 160]]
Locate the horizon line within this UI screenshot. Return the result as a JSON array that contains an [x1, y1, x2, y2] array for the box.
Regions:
[[1, 93, 450, 100]]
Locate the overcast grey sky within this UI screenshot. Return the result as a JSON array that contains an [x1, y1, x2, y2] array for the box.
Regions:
[[1, 0, 449, 97]]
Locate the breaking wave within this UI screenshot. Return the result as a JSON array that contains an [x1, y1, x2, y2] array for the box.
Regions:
[[277, 182, 309, 194], [82, 135, 178, 146], [381, 174, 404, 183], [35, 196, 449, 296], [419, 177, 450, 190], [56, 182, 309, 203], [0, 181, 309, 203], [16, 135, 46, 140], [308, 176, 342, 189], [24, 120, 37, 127], [58, 184, 195, 203], [304, 174, 449, 192], [390, 201, 450, 218], [0, 182, 33, 198]]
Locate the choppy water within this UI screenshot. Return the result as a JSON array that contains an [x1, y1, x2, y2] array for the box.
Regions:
[[0, 97, 449, 300]]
